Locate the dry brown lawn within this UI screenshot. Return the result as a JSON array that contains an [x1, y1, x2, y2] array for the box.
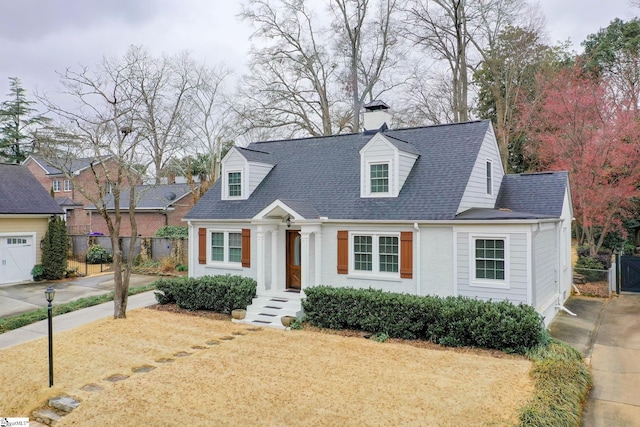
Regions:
[[0, 307, 534, 426]]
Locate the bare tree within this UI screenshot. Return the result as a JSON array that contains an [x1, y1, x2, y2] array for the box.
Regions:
[[125, 47, 198, 184], [331, 0, 404, 131], [238, 0, 405, 137], [37, 54, 151, 319]]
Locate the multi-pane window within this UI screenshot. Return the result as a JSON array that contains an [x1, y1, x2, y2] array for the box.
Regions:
[[7, 238, 27, 245], [210, 231, 242, 264], [211, 232, 225, 262], [475, 239, 505, 280], [228, 172, 242, 197], [354, 235, 373, 271], [64, 179, 72, 192], [52, 180, 60, 192], [228, 232, 242, 263], [353, 234, 399, 275], [370, 163, 389, 193], [486, 161, 492, 195], [379, 236, 399, 273]]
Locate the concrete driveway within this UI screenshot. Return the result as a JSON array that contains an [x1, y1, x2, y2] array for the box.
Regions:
[[0, 274, 159, 319], [549, 293, 640, 426]]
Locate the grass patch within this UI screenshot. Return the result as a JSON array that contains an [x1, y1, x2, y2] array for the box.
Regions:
[[518, 339, 592, 426], [0, 282, 157, 334]]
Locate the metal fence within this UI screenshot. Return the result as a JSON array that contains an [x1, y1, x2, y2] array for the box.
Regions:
[[68, 235, 188, 264]]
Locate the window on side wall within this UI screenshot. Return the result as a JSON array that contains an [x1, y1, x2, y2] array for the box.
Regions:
[[486, 160, 492, 195], [352, 233, 399, 275], [228, 171, 242, 198], [210, 231, 242, 265], [471, 236, 509, 289], [52, 180, 60, 192], [64, 179, 72, 192]]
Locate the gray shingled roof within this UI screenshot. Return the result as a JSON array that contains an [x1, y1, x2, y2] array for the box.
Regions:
[[86, 184, 193, 210], [31, 156, 111, 175], [0, 163, 64, 215], [186, 120, 492, 221], [495, 172, 569, 218]]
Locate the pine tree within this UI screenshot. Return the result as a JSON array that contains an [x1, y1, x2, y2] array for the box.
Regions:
[[0, 77, 49, 163], [41, 216, 69, 280]]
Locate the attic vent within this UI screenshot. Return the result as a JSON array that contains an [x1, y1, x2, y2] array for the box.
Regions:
[[363, 100, 392, 132]]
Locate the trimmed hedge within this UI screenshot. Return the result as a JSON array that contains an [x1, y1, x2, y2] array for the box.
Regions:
[[302, 286, 549, 354], [154, 275, 257, 314]]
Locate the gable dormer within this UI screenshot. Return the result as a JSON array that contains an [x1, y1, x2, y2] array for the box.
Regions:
[[360, 133, 419, 198], [221, 147, 274, 200]]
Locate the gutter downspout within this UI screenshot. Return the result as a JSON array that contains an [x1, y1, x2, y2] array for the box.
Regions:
[[414, 222, 420, 295], [556, 304, 576, 316]]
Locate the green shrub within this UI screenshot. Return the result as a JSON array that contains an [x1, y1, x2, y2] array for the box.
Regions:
[[31, 264, 44, 281], [155, 225, 188, 238], [176, 264, 188, 272], [41, 216, 68, 280], [154, 275, 257, 314], [575, 256, 606, 282], [86, 244, 113, 264], [519, 340, 592, 426], [302, 286, 549, 354]]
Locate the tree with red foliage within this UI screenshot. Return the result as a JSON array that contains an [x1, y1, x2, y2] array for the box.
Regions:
[[521, 64, 640, 256]]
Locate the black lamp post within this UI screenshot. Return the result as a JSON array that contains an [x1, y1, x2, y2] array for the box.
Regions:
[[45, 286, 55, 387]]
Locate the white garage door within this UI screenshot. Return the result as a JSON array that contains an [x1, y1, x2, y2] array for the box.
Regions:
[[0, 236, 35, 284]]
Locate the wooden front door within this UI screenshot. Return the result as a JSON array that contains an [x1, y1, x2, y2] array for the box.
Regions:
[[286, 230, 301, 290]]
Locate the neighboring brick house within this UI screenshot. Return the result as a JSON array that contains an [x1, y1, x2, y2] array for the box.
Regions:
[[86, 183, 196, 236], [23, 155, 141, 235]]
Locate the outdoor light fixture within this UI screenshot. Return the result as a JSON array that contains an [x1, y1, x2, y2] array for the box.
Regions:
[[286, 216, 291, 228], [45, 286, 56, 387]]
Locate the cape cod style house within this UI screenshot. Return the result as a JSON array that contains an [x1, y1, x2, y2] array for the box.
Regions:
[[185, 103, 573, 328]]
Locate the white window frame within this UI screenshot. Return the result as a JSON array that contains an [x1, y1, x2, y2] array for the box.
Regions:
[[52, 180, 61, 192], [365, 161, 391, 197], [486, 159, 493, 196], [63, 179, 72, 192], [208, 230, 243, 268], [469, 234, 510, 289], [226, 170, 243, 199], [349, 232, 400, 278]]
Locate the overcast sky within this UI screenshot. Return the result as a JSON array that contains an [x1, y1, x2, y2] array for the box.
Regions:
[[0, 0, 636, 105]]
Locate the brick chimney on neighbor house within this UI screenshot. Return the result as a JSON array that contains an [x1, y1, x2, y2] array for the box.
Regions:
[[363, 100, 392, 132]]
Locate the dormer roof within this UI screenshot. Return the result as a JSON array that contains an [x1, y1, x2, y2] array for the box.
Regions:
[[186, 120, 496, 221]]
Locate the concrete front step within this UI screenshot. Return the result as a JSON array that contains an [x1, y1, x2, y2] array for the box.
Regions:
[[233, 290, 303, 329]]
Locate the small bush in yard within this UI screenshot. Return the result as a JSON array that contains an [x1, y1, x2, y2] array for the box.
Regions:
[[575, 256, 606, 282], [86, 244, 113, 264], [302, 286, 549, 353], [154, 275, 257, 314]]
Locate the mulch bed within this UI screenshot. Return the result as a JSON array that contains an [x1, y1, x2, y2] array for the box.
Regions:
[[574, 281, 610, 298]]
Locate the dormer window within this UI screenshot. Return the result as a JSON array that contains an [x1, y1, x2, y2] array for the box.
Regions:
[[370, 163, 389, 193], [228, 171, 242, 198]]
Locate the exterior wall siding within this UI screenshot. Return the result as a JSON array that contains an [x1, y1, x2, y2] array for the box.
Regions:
[[456, 229, 529, 304], [457, 128, 505, 213], [248, 162, 273, 195], [533, 226, 557, 311], [398, 151, 418, 191], [420, 226, 454, 297]]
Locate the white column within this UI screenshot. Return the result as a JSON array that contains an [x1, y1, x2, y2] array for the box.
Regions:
[[256, 227, 266, 292], [300, 231, 311, 289], [314, 230, 322, 287], [271, 227, 279, 290]]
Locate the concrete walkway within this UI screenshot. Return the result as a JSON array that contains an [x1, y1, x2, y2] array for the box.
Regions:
[[549, 293, 640, 426], [0, 274, 160, 350]]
